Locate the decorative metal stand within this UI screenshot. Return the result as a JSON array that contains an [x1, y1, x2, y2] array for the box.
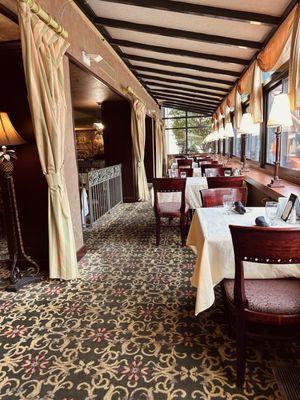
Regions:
[[0, 147, 41, 291], [268, 126, 284, 188]]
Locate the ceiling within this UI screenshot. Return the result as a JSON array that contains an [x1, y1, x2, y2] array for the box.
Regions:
[[70, 61, 123, 123], [75, 0, 297, 116], [0, 12, 19, 42]]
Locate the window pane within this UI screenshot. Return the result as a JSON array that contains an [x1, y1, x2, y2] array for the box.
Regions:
[[165, 118, 186, 129], [266, 83, 282, 164], [187, 116, 201, 128], [249, 134, 260, 161], [166, 128, 186, 154], [187, 117, 211, 153], [187, 111, 201, 117], [164, 107, 185, 118]]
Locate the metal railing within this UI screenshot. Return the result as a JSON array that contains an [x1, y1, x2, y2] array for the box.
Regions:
[[80, 164, 123, 227]]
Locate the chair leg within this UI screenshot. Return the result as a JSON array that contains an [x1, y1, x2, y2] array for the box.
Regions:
[[236, 315, 246, 388], [156, 217, 161, 246], [180, 215, 186, 246]]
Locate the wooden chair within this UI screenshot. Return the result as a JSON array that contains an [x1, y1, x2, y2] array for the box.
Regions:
[[178, 167, 193, 177], [200, 163, 222, 175], [207, 176, 245, 188], [203, 166, 232, 177], [153, 178, 189, 246], [200, 187, 248, 207], [225, 225, 300, 387], [177, 159, 193, 167]]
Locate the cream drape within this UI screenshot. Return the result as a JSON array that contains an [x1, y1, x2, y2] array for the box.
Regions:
[[18, 0, 78, 279], [249, 60, 263, 123], [131, 99, 150, 201], [155, 118, 167, 178], [289, 3, 300, 111], [234, 86, 243, 130]]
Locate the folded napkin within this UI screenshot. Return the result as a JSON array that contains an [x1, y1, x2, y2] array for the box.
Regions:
[[234, 201, 246, 215], [255, 216, 270, 227]]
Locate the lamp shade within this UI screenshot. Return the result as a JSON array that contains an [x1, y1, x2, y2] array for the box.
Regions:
[[239, 113, 255, 135], [224, 122, 234, 138], [0, 112, 25, 146], [267, 93, 293, 127]]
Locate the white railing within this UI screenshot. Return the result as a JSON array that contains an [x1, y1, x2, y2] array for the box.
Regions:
[[80, 164, 122, 227]]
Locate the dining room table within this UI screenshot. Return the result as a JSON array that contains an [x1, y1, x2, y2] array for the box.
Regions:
[[151, 176, 208, 209], [187, 207, 300, 315]]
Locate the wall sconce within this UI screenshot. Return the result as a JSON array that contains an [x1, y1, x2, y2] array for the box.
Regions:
[[267, 93, 293, 188], [224, 122, 234, 164]]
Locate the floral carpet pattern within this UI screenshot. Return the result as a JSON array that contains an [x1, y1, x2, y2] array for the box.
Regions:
[[0, 202, 299, 399]]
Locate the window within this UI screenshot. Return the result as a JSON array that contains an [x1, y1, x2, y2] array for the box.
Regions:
[[162, 108, 211, 154], [248, 134, 260, 161], [266, 79, 300, 171]]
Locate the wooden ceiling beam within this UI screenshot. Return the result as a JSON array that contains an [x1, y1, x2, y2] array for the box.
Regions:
[[95, 17, 262, 49], [140, 74, 228, 94], [99, 0, 279, 25], [133, 65, 232, 85], [145, 81, 222, 99], [161, 101, 212, 115], [111, 39, 248, 65], [150, 89, 219, 105], [154, 95, 216, 111], [123, 54, 240, 77]]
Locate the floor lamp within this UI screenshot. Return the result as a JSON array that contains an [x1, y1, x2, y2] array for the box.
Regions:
[[224, 122, 234, 164], [0, 112, 41, 291], [267, 93, 293, 188]]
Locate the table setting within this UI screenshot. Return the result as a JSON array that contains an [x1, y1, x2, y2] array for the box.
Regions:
[[187, 196, 300, 314]]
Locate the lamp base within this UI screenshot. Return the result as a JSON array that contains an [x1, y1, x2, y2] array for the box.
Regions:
[[267, 178, 285, 188]]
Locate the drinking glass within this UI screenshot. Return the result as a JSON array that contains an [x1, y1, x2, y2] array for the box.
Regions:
[[265, 201, 278, 226], [180, 172, 187, 178], [224, 170, 231, 177], [223, 194, 234, 214]]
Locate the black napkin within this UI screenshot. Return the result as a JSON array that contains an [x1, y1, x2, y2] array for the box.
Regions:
[[234, 201, 246, 215], [255, 216, 270, 227]]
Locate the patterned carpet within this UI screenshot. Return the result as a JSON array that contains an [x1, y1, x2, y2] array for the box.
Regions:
[[0, 202, 299, 400]]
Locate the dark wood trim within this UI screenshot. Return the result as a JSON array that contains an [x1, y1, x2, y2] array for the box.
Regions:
[[162, 101, 212, 115], [100, 0, 279, 25], [133, 65, 232, 85], [154, 95, 215, 110], [123, 54, 240, 77], [149, 89, 220, 105], [140, 81, 223, 99], [140, 74, 227, 93], [111, 39, 249, 66], [0, 4, 18, 23], [95, 18, 262, 49], [77, 245, 87, 261]]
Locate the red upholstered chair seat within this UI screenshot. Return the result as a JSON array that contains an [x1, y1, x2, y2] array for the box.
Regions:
[[223, 279, 300, 315], [159, 202, 189, 217]]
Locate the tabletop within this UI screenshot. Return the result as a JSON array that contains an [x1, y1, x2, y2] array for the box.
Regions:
[[187, 207, 300, 314], [151, 177, 207, 209]]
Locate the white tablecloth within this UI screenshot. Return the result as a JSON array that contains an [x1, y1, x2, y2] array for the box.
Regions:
[[187, 207, 300, 314], [151, 177, 207, 209]]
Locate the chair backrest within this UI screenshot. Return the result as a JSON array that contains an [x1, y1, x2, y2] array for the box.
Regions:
[[178, 167, 193, 177], [200, 187, 248, 208], [203, 167, 232, 177], [207, 176, 245, 188], [177, 159, 193, 167], [229, 225, 300, 307], [200, 163, 222, 174], [153, 178, 186, 214]]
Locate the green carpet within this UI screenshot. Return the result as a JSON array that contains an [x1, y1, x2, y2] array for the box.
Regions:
[[0, 202, 299, 399]]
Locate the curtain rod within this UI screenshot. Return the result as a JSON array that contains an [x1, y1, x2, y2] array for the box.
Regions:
[[21, 0, 68, 39], [123, 86, 146, 106]]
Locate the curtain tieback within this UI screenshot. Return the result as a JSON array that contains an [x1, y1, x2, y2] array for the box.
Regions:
[[137, 161, 143, 168], [45, 170, 63, 191]]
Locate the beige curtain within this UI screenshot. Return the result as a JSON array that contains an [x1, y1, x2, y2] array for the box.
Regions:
[[18, 0, 78, 280], [131, 99, 150, 201], [249, 60, 263, 123], [155, 118, 166, 178], [289, 4, 300, 111], [155, 118, 163, 178], [234, 87, 243, 130]]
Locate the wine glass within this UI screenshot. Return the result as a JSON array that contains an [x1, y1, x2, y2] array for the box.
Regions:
[[223, 194, 234, 214], [265, 201, 278, 226]]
